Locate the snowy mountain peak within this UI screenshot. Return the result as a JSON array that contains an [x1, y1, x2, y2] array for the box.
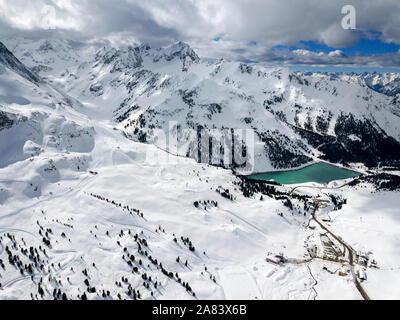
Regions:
[[152, 41, 200, 70], [93, 41, 199, 73], [94, 45, 143, 72], [135, 43, 151, 53]]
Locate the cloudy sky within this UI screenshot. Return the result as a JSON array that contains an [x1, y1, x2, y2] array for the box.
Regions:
[[0, 0, 399, 71]]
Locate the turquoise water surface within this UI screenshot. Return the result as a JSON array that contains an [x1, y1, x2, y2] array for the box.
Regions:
[[247, 162, 360, 185]]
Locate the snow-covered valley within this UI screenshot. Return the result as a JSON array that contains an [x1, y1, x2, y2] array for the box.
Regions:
[[0, 38, 400, 300]]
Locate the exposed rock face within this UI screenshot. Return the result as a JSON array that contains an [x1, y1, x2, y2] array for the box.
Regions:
[[152, 41, 200, 71], [0, 110, 16, 131], [0, 41, 41, 83]]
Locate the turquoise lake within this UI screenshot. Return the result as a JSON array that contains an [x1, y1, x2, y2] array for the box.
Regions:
[[247, 162, 361, 185]]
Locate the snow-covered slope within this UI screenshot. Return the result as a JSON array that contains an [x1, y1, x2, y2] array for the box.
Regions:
[[1, 40, 400, 300]]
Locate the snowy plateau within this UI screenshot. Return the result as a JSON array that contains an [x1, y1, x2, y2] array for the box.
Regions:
[[0, 38, 399, 300]]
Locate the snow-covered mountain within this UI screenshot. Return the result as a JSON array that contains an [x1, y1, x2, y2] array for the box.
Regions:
[[1, 39, 400, 300], [299, 71, 400, 97], [4, 38, 400, 172], [0, 39, 321, 300]]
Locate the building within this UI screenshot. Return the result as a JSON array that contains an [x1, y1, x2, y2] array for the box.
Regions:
[[266, 253, 286, 265]]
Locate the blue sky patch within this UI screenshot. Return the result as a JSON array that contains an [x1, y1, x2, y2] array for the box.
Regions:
[[277, 37, 400, 56]]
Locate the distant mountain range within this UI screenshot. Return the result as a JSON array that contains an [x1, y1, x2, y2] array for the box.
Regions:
[[298, 71, 400, 96]]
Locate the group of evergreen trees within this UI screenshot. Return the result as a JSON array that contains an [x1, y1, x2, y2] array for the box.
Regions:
[[215, 187, 235, 201], [87, 192, 144, 218], [348, 173, 400, 191], [193, 200, 218, 210], [0, 187, 213, 300], [237, 176, 310, 206], [0, 231, 71, 300]]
